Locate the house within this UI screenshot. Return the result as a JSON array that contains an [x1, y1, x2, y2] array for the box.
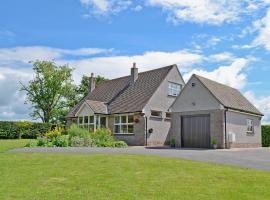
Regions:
[[170, 74, 263, 149], [67, 64, 185, 146]]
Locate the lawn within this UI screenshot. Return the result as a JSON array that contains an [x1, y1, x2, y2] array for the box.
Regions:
[[0, 140, 270, 200]]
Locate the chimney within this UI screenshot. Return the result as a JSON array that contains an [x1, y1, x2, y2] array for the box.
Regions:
[[131, 62, 138, 83], [89, 73, 96, 92]]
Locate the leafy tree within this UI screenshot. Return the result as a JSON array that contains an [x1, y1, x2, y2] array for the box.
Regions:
[[21, 60, 76, 123], [77, 75, 108, 98]]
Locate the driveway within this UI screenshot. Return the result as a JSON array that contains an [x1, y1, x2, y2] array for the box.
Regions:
[[10, 147, 270, 171]]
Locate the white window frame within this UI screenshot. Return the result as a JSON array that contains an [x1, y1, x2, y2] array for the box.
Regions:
[[247, 119, 254, 133], [77, 115, 107, 131], [168, 82, 181, 97], [114, 114, 134, 134]]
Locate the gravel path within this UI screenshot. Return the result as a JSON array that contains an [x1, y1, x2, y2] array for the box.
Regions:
[[10, 146, 270, 171]]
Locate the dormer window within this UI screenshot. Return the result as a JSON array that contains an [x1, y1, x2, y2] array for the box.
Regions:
[[168, 82, 181, 96]]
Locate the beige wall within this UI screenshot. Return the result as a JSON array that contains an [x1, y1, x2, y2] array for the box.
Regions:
[[143, 65, 185, 145], [171, 76, 223, 112], [226, 110, 262, 148]]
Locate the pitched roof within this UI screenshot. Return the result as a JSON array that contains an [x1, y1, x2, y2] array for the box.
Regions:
[[194, 74, 263, 116], [68, 65, 175, 117], [85, 100, 108, 114]]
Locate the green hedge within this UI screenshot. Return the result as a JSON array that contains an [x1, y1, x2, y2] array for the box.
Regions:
[[0, 121, 52, 139], [262, 125, 270, 147]]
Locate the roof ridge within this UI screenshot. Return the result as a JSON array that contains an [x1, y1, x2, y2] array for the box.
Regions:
[[97, 64, 176, 86]]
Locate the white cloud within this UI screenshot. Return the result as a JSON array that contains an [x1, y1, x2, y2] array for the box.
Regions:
[[252, 9, 270, 51], [80, 0, 132, 16], [0, 46, 110, 65], [183, 58, 250, 89], [60, 50, 203, 83], [208, 52, 235, 62], [244, 91, 270, 123], [146, 0, 248, 25], [133, 5, 143, 12]]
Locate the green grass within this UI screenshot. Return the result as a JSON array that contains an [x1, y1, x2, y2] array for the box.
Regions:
[[0, 140, 270, 200]]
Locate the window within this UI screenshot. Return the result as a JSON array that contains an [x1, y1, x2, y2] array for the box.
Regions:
[[168, 83, 181, 96], [77, 115, 106, 131], [165, 112, 171, 119], [151, 110, 162, 118], [114, 115, 134, 134], [191, 82, 196, 87], [247, 119, 254, 133]]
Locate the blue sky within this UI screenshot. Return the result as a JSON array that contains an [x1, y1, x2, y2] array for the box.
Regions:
[[0, 0, 270, 122]]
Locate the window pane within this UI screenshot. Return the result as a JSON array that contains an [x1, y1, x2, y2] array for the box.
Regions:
[[114, 125, 120, 133], [166, 112, 171, 118], [115, 116, 120, 124], [84, 116, 89, 124], [100, 117, 106, 128], [121, 125, 128, 133], [83, 125, 88, 129], [128, 115, 133, 123], [89, 116, 94, 123], [121, 116, 127, 123], [96, 116, 99, 127], [151, 111, 162, 117], [128, 125, 134, 133], [79, 117, 83, 124]]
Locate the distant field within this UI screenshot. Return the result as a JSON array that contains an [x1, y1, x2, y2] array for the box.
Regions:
[[0, 139, 270, 200]]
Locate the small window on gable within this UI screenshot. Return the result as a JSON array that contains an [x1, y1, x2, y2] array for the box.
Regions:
[[151, 110, 162, 118], [247, 119, 254, 133], [168, 83, 181, 96], [191, 82, 196, 87], [165, 112, 171, 119]]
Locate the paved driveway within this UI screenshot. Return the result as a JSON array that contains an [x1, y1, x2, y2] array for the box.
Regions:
[[10, 147, 270, 171]]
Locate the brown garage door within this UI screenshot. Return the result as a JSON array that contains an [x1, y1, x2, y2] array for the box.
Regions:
[[181, 115, 210, 148]]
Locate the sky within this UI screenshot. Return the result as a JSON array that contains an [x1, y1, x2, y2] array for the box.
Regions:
[[0, 0, 270, 123]]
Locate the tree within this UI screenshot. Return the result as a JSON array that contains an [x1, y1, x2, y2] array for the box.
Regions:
[[77, 75, 108, 98], [21, 60, 76, 123]]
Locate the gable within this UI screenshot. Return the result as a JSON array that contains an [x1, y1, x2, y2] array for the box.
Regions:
[[143, 65, 185, 114], [171, 76, 223, 112], [75, 103, 94, 117]]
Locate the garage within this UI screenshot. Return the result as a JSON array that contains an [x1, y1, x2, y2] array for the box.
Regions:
[[181, 115, 210, 148]]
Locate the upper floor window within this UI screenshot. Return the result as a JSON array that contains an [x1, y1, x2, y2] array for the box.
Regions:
[[151, 110, 162, 118], [168, 83, 181, 96], [247, 119, 254, 133]]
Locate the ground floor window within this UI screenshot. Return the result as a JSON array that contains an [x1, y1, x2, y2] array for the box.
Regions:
[[78, 115, 107, 131], [114, 114, 134, 134], [247, 119, 254, 133]]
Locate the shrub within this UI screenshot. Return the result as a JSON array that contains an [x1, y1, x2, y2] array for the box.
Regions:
[[45, 127, 64, 139], [70, 136, 85, 147], [25, 140, 37, 147], [0, 121, 52, 139], [37, 137, 48, 147], [91, 128, 114, 146], [262, 125, 270, 147], [52, 135, 69, 147], [170, 138, 176, 147], [67, 124, 90, 138], [113, 141, 128, 148]]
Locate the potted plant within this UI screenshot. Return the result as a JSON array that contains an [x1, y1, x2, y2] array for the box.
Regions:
[[211, 138, 218, 149], [170, 138, 176, 148]]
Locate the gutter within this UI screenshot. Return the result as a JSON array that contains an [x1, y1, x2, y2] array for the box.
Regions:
[[224, 108, 228, 149]]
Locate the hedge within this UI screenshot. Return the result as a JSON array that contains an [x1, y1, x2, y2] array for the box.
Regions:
[[0, 121, 52, 139], [262, 125, 270, 147]]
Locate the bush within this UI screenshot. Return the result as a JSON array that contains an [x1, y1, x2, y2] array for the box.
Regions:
[[113, 141, 128, 148], [70, 136, 85, 147], [52, 135, 69, 147], [0, 121, 52, 139], [25, 140, 37, 147], [37, 137, 48, 147], [67, 124, 90, 138], [45, 127, 64, 139], [262, 125, 270, 147]]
